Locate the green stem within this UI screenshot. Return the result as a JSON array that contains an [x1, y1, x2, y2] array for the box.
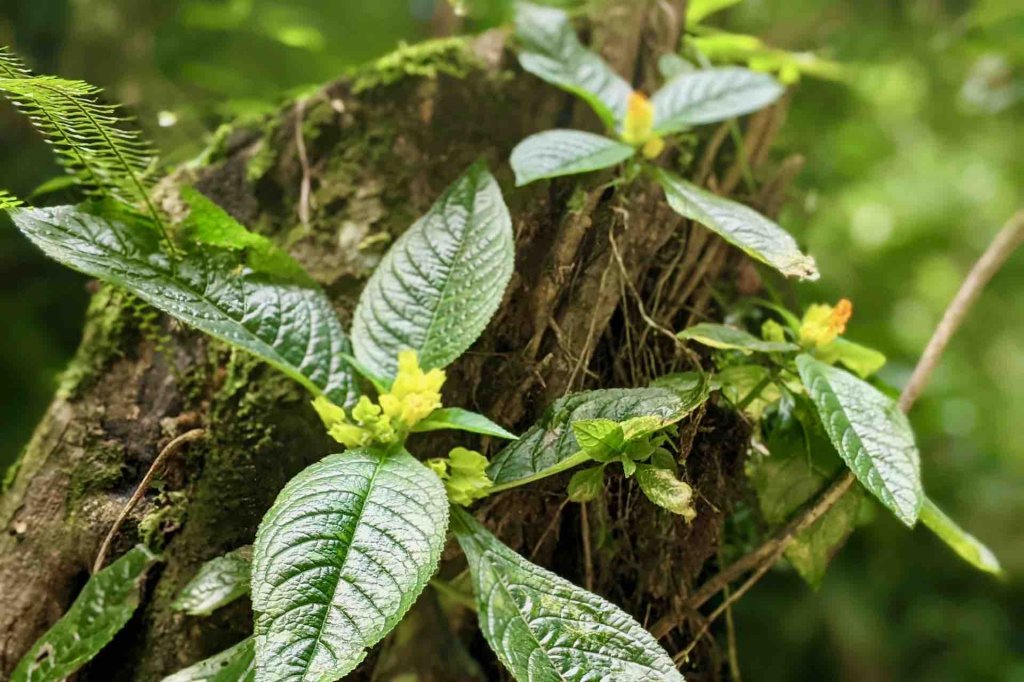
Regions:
[[735, 374, 773, 412], [486, 451, 592, 495], [429, 577, 477, 612]]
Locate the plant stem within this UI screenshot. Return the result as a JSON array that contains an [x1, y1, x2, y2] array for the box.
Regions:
[[898, 210, 1024, 411], [92, 429, 205, 573], [679, 208, 1024, 627], [486, 451, 592, 495]]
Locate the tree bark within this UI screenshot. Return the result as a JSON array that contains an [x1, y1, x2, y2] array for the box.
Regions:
[[0, 3, 799, 679]]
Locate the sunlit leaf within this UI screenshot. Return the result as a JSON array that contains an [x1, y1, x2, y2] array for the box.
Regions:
[[655, 168, 819, 280], [451, 508, 684, 681], [687, 0, 743, 24], [677, 322, 798, 354], [351, 162, 514, 379], [817, 338, 887, 378], [515, 3, 633, 128], [635, 465, 696, 520], [10, 203, 357, 405], [412, 407, 517, 440], [488, 386, 708, 488], [651, 67, 783, 133], [796, 354, 923, 526], [251, 447, 449, 681], [920, 498, 1002, 576], [510, 130, 635, 186]]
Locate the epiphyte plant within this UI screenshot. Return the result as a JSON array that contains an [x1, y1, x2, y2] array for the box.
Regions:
[[0, 1, 1006, 679], [509, 2, 819, 281]]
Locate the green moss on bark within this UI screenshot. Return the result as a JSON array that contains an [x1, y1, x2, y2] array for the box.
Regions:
[[350, 37, 477, 93]]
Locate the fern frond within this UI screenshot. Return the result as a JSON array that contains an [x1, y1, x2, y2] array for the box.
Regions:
[[0, 46, 166, 240], [0, 189, 21, 210]]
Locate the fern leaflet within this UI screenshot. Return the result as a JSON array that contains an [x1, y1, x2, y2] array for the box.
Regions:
[[0, 46, 167, 242]]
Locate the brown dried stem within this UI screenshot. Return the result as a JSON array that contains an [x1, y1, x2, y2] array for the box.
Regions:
[[92, 429, 206, 573]]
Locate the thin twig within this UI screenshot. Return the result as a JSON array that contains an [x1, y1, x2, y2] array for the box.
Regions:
[[294, 98, 312, 227], [898, 210, 1024, 411], [675, 546, 777, 665], [677, 208, 1024, 627], [93, 429, 206, 573]]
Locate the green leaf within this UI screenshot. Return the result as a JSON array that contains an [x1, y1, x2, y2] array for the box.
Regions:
[[251, 447, 449, 681], [179, 187, 310, 282], [567, 465, 605, 502], [488, 387, 708, 488], [10, 204, 357, 406], [750, 395, 863, 586], [0, 188, 22, 210], [509, 130, 635, 186], [651, 67, 784, 133], [796, 354, 923, 526], [172, 546, 252, 616], [655, 169, 819, 280], [451, 508, 683, 681], [412, 407, 517, 439], [920, 498, 1002, 576], [687, 0, 743, 24], [571, 418, 625, 458], [635, 465, 696, 520], [351, 162, 514, 379], [12, 545, 159, 682], [163, 638, 255, 682], [0, 48, 159, 223], [515, 3, 633, 129], [817, 338, 887, 378], [677, 322, 798, 354], [710, 364, 780, 418]]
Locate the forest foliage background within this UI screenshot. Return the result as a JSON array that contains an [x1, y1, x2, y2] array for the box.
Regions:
[[1, 0, 1021, 679]]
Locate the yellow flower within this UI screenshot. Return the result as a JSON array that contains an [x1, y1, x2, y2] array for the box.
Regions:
[[311, 350, 446, 448], [622, 92, 665, 158], [799, 298, 853, 348], [385, 349, 445, 427]]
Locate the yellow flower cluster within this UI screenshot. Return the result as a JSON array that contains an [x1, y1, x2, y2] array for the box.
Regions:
[[312, 350, 445, 449], [621, 91, 665, 160], [799, 298, 853, 348]]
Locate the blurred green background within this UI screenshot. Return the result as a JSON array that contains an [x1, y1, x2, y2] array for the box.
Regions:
[[1, 0, 1020, 679]]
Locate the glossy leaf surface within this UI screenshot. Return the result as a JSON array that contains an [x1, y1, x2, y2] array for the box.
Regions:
[[12, 545, 159, 682], [163, 638, 255, 682], [351, 162, 513, 379], [510, 130, 635, 186], [652, 67, 783, 133], [656, 169, 818, 280], [173, 546, 252, 616], [251, 448, 448, 681], [451, 508, 684, 681], [11, 204, 356, 405], [515, 3, 633, 128], [488, 387, 707, 487], [797, 354, 923, 526]]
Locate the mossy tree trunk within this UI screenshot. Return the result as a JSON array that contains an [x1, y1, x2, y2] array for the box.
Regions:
[[0, 3, 801, 679]]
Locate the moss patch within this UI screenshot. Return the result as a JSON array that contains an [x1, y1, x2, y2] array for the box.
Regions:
[[350, 37, 478, 93]]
